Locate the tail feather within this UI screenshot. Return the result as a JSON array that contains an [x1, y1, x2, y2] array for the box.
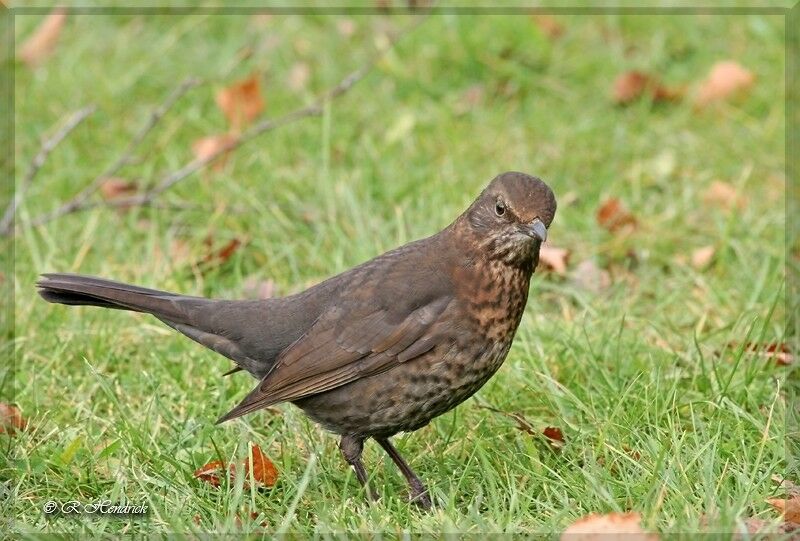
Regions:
[[37, 273, 204, 323]]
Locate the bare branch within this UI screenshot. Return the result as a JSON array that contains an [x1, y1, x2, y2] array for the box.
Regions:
[[17, 16, 426, 227], [20, 77, 201, 231], [0, 105, 96, 236]]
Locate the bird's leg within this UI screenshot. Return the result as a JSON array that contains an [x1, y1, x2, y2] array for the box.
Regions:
[[375, 437, 432, 510], [339, 435, 378, 503]]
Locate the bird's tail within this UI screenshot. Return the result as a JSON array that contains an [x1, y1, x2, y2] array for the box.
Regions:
[[36, 273, 205, 323]]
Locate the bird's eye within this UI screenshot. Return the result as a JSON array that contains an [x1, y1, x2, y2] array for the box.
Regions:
[[495, 200, 506, 216]]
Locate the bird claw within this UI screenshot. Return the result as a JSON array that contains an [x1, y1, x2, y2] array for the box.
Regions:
[[409, 488, 432, 510]]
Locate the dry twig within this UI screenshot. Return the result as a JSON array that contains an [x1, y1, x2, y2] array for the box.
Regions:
[[11, 16, 424, 234], [0, 105, 96, 235]]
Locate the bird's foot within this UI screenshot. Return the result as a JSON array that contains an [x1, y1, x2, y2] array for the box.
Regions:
[[408, 481, 432, 510]]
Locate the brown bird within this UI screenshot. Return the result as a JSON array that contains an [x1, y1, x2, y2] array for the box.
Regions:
[[37, 171, 556, 509]]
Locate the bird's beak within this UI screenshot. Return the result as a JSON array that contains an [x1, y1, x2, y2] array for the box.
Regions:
[[528, 218, 547, 242]]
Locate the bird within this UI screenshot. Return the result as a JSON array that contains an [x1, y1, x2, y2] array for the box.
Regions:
[[37, 171, 556, 510]]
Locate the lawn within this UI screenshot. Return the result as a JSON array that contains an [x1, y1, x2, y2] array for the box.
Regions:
[[3, 6, 793, 536]]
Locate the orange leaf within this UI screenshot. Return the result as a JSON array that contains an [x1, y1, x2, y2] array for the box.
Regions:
[[742, 342, 793, 366], [215, 74, 265, 131], [19, 8, 67, 68], [531, 14, 564, 40], [696, 61, 755, 106], [192, 133, 238, 170], [596, 198, 637, 233], [691, 245, 716, 270], [703, 180, 746, 210], [0, 403, 27, 435], [99, 178, 138, 201], [193, 460, 225, 487], [613, 71, 650, 104], [244, 444, 278, 487], [612, 71, 683, 105], [539, 245, 570, 275], [562, 512, 659, 540], [336, 18, 357, 37], [768, 495, 800, 523], [543, 426, 565, 449]]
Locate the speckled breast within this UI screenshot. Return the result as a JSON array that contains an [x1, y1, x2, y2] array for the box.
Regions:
[[295, 258, 533, 438]]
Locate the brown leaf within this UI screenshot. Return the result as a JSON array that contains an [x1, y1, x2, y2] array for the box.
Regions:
[[612, 71, 683, 105], [336, 18, 357, 37], [696, 61, 755, 106], [194, 459, 225, 487], [243, 443, 278, 487], [0, 403, 27, 435], [562, 512, 659, 540], [539, 245, 570, 275], [571, 259, 612, 293], [19, 8, 67, 68], [531, 14, 564, 40], [703, 181, 746, 210], [596, 197, 637, 233], [192, 133, 238, 170], [215, 74, 265, 131], [768, 495, 800, 523], [99, 178, 138, 201], [613, 71, 650, 104], [742, 342, 793, 366], [543, 426, 565, 449], [198, 237, 243, 269], [194, 444, 278, 489], [287, 62, 311, 91], [691, 245, 716, 270]]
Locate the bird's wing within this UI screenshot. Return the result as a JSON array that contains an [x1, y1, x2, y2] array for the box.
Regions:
[[217, 260, 454, 423]]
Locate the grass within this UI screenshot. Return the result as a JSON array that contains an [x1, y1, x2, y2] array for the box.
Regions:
[[4, 7, 791, 537]]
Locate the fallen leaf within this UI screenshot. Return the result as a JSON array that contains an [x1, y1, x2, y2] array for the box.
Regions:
[[740, 517, 800, 536], [194, 443, 278, 489], [199, 237, 243, 269], [242, 276, 276, 299], [703, 180, 746, 210], [767, 495, 800, 523], [612, 71, 649, 104], [336, 18, 357, 37], [596, 197, 637, 233], [571, 259, 611, 294], [192, 133, 238, 170], [19, 8, 67, 68], [691, 245, 716, 269], [539, 245, 570, 275], [531, 14, 564, 40], [99, 178, 138, 201], [696, 61, 755, 106], [612, 71, 683, 105], [0, 403, 26, 435], [543, 426, 565, 449], [242, 444, 278, 487], [561, 512, 658, 540], [287, 62, 311, 91], [215, 74, 265, 131], [194, 460, 226, 487], [742, 342, 793, 366]]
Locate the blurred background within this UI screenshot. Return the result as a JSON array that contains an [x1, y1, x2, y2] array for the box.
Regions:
[[5, 6, 791, 536]]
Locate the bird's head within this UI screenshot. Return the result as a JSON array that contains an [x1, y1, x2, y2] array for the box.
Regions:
[[462, 171, 557, 268]]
